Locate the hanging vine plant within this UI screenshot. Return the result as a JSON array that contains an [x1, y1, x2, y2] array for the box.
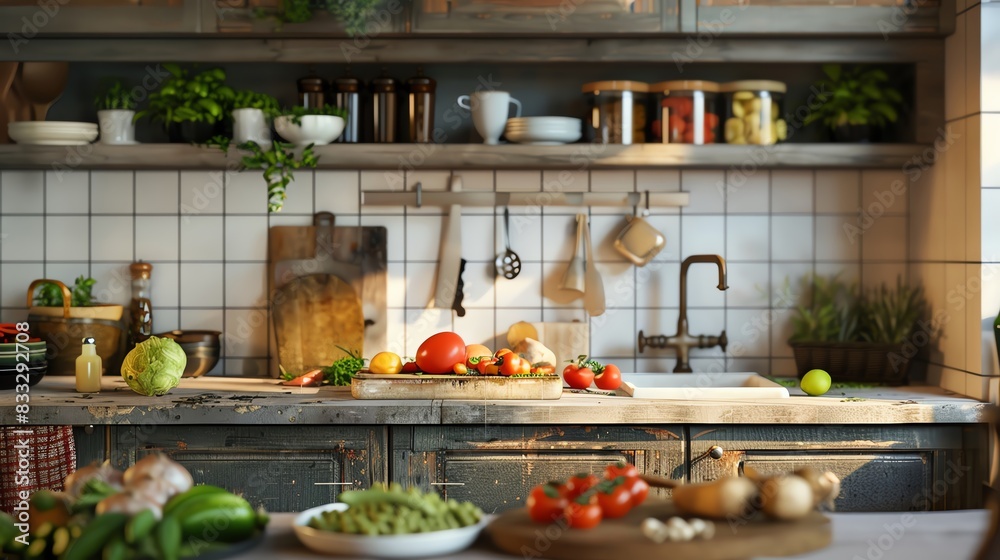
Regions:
[[257, 0, 384, 35], [204, 136, 319, 213]]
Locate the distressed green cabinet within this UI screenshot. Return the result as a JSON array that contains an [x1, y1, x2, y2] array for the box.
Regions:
[[109, 425, 388, 512], [688, 425, 986, 512], [392, 426, 685, 513]]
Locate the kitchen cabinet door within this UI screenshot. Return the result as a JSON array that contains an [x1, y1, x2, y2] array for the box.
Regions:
[[394, 425, 685, 513], [689, 425, 985, 512], [72, 425, 106, 468], [111, 425, 388, 512], [412, 0, 676, 34], [691, 0, 949, 35], [0, 0, 200, 36]]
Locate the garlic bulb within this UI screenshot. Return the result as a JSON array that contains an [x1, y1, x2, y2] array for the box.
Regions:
[[95, 490, 162, 519], [123, 454, 193, 500]]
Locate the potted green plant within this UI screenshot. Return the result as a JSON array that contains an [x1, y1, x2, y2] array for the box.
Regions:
[[231, 90, 280, 146], [274, 104, 348, 146], [253, 0, 382, 35], [789, 274, 929, 385], [94, 80, 137, 145], [27, 276, 126, 375], [136, 64, 235, 144], [803, 64, 904, 143]]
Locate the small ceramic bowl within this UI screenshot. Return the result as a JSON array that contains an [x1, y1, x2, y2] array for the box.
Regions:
[[274, 115, 346, 147]]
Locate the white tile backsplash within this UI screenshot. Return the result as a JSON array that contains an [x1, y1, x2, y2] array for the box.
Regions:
[[815, 215, 859, 261], [45, 171, 89, 214], [0, 165, 916, 377]]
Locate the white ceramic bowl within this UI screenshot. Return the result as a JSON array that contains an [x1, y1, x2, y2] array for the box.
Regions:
[[506, 116, 581, 130], [293, 502, 488, 558], [505, 128, 582, 145], [274, 115, 345, 146], [8, 121, 99, 145]]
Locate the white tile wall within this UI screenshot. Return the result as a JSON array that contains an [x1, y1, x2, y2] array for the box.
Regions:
[[0, 167, 910, 377]]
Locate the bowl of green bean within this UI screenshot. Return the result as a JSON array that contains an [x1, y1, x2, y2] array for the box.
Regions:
[[293, 484, 488, 558]]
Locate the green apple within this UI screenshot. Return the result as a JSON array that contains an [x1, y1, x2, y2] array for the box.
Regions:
[[800, 369, 832, 396]]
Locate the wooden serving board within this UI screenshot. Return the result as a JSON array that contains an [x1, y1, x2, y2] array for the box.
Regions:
[[487, 500, 831, 560], [351, 374, 563, 400]]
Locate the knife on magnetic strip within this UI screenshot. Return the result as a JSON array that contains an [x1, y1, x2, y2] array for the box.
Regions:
[[433, 175, 464, 313]]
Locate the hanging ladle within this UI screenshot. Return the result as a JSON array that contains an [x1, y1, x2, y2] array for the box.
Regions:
[[495, 200, 521, 279]]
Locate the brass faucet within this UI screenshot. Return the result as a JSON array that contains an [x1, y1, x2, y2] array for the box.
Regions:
[[638, 254, 729, 373]]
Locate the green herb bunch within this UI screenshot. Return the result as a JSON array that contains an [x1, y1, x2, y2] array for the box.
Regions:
[[136, 64, 235, 125], [239, 141, 319, 213], [33, 276, 97, 307], [790, 274, 861, 343], [321, 347, 366, 386], [283, 104, 348, 126], [232, 90, 281, 119], [94, 81, 136, 111], [859, 278, 927, 344], [804, 64, 904, 131]]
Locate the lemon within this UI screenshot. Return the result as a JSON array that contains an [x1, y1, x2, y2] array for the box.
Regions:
[[800, 369, 832, 396], [369, 352, 403, 374]]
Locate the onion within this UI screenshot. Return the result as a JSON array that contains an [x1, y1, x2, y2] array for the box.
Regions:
[[123, 454, 193, 500], [759, 475, 815, 521], [95, 490, 162, 519], [794, 467, 841, 510]]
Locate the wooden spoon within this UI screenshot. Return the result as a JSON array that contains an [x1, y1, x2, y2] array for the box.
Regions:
[[19, 61, 69, 121], [0, 62, 18, 142]]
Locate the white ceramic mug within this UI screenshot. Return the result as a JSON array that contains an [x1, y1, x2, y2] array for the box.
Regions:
[[457, 91, 522, 145], [97, 109, 136, 145]]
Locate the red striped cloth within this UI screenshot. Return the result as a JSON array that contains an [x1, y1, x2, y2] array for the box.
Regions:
[[0, 426, 76, 514]]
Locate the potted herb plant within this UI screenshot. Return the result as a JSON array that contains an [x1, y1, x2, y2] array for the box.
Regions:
[[27, 276, 126, 375], [274, 104, 348, 146], [232, 90, 280, 146], [789, 274, 928, 385], [136, 64, 235, 144], [95, 80, 137, 145], [803, 64, 904, 143]]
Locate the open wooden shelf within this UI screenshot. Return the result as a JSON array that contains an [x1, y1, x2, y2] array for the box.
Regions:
[[0, 143, 926, 171]]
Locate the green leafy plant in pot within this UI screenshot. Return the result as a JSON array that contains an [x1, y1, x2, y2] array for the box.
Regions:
[[789, 274, 929, 384], [94, 80, 137, 145], [803, 64, 904, 143], [136, 64, 235, 144], [232, 90, 280, 146]]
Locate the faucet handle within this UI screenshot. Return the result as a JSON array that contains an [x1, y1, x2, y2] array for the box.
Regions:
[[718, 330, 727, 353]]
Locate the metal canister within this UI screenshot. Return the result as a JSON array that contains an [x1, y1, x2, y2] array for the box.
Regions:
[[406, 70, 436, 143], [332, 75, 361, 143], [369, 74, 399, 143], [298, 75, 328, 109]]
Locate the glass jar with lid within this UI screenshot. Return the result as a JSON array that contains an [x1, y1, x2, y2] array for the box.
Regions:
[[582, 81, 649, 144], [721, 80, 787, 145], [650, 80, 721, 145]]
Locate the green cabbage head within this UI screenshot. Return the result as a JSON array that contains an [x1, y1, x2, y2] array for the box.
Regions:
[[120, 336, 187, 396]]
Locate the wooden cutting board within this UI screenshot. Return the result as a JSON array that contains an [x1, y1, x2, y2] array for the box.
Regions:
[[271, 274, 365, 375], [487, 500, 831, 560], [351, 374, 563, 400]]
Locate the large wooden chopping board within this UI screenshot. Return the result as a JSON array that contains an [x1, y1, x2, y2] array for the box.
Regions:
[[271, 274, 365, 374], [487, 500, 831, 560], [351, 374, 563, 400]]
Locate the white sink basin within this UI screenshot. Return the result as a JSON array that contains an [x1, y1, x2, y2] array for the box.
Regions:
[[620, 372, 790, 399]]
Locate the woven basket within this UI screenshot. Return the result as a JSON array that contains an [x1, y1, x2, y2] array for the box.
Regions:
[[0, 426, 76, 514], [26, 279, 125, 376], [790, 341, 914, 385]]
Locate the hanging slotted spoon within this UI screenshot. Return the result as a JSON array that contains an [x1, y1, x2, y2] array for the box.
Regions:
[[495, 205, 521, 279]]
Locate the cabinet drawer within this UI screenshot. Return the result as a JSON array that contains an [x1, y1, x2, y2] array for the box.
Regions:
[[413, 0, 675, 34], [112, 425, 388, 512], [695, 0, 945, 35]]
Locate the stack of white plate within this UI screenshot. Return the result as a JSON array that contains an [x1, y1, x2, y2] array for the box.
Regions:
[[505, 117, 582, 145], [8, 121, 99, 146]]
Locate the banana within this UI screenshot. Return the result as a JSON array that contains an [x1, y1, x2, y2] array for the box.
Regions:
[[62, 512, 129, 560], [157, 515, 182, 560], [125, 508, 157, 544], [24, 535, 48, 559], [163, 485, 228, 516], [51, 526, 71, 556]]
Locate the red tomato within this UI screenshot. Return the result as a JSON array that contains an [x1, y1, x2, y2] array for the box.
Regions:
[[400, 361, 421, 374], [594, 364, 622, 391], [564, 366, 595, 390], [526, 484, 568, 524], [605, 462, 639, 480], [475, 357, 498, 375], [596, 482, 633, 519], [564, 500, 602, 530], [517, 359, 531, 375], [494, 348, 513, 359], [415, 332, 466, 374], [563, 473, 599, 500], [498, 355, 524, 376], [623, 476, 650, 507], [704, 112, 720, 129]]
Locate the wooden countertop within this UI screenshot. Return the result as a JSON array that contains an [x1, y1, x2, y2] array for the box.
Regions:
[[0, 376, 992, 425], [247, 509, 993, 560]]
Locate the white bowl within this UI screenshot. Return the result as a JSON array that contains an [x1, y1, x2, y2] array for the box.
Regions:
[[8, 121, 99, 145], [505, 127, 582, 145], [506, 116, 581, 129], [274, 115, 345, 146], [293, 502, 487, 558]]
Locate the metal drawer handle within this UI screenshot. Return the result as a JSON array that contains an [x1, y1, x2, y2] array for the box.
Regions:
[[314, 482, 356, 486], [431, 482, 465, 487], [691, 445, 724, 466]]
